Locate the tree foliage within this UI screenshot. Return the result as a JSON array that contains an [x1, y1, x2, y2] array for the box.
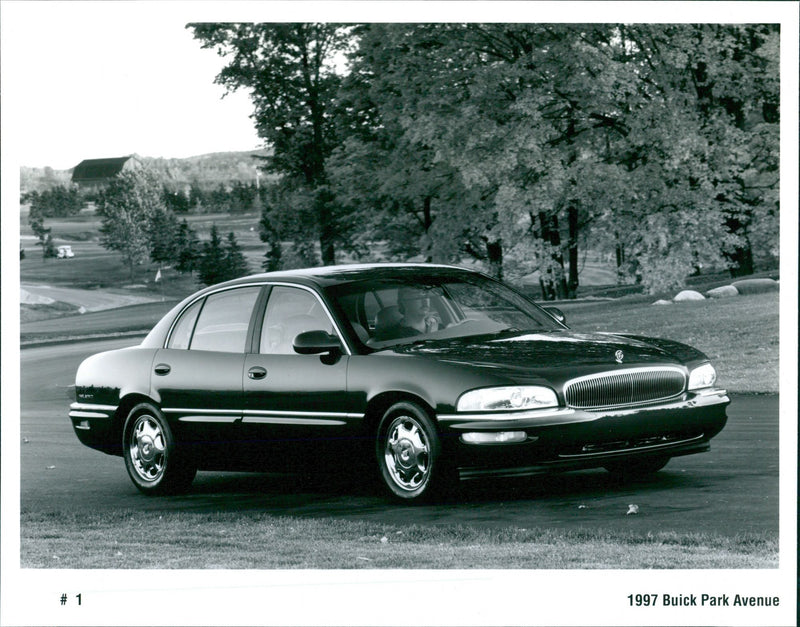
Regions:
[[189, 23, 779, 295], [23, 184, 83, 217], [188, 23, 355, 265], [196, 225, 251, 286], [330, 23, 779, 294], [96, 168, 167, 279]]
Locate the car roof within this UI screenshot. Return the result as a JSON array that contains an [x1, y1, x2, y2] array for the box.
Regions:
[[213, 263, 482, 290], [140, 263, 485, 349]]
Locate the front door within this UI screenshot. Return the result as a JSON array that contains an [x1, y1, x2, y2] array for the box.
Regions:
[[241, 285, 353, 471]]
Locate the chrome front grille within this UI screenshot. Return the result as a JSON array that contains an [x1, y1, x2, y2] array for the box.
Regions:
[[564, 367, 686, 409]]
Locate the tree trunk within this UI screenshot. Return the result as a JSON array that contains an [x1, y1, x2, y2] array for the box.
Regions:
[[567, 206, 579, 298], [486, 239, 503, 281], [317, 189, 336, 266], [537, 210, 568, 300], [423, 196, 433, 262]]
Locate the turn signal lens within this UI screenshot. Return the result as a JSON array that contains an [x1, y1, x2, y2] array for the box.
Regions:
[[461, 431, 529, 444]]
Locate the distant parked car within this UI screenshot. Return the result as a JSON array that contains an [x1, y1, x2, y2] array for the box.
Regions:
[[69, 264, 729, 501], [57, 245, 74, 259]]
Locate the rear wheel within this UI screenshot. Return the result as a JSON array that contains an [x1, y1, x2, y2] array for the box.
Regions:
[[604, 456, 669, 480], [122, 403, 196, 495], [376, 401, 450, 501]]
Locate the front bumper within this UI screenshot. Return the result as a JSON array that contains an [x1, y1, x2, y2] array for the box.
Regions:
[[437, 388, 730, 477]]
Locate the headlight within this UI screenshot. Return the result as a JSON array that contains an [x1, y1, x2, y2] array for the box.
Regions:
[[688, 363, 717, 390], [456, 386, 558, 412]]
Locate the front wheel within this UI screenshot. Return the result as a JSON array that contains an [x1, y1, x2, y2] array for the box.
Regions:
[[376, 401, 450, 501], [122, 403, 196, 495]]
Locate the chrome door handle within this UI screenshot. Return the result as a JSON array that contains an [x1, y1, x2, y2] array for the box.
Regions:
[[154, 363, 171, 376], [248, 366, 267, 380]]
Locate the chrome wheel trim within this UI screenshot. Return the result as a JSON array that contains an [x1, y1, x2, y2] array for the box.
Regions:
[[383, 415, 431, 492], [128, 414, 166, 483]]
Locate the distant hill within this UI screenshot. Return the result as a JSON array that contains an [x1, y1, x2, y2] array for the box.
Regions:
[[145, 150, 275, 189], [20, 149, 274, 194]]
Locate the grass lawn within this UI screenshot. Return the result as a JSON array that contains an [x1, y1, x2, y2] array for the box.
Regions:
[[562, 292, 780, 393], [21, 510, 777, 569]]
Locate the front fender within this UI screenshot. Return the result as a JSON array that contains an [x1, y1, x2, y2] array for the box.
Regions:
[[348, 354, 516, 415]]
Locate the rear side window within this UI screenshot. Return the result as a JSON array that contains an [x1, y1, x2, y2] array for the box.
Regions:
[[189, 287, 260, 353]]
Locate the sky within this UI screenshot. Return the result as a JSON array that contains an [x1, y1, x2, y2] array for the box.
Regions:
[[3, 3, 262, 170]]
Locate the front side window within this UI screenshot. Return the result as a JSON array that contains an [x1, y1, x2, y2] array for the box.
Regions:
[[189, 287, 260, 353], [260, 286, 334, 354]]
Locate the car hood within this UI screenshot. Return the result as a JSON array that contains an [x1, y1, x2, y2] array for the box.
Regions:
[[381, 330, 707, 375]]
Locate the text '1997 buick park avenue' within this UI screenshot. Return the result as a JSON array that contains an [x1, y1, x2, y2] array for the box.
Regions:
[[69, 264, 729, 501]]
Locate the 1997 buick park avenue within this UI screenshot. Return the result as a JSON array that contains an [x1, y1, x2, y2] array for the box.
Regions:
[[69, 264, 729, 501]]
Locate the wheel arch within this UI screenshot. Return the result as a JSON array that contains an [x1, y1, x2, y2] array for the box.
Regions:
[[112, 393, 161, 455], [363, 391, 438, 437]]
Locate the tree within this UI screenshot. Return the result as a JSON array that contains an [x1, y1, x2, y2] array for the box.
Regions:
[[28, 203, 53, 258], [223, 231, 250, 279], [188, 23, 355, 265], [25, 184, 83, 217], [196, 225, 251, 286], [148, 207, 181, 267], [96, 167, 166, 280], [197, 225, 227, 286], [163, 185, 191, 213], [336, 24, 778, 294], [175, 220, 201, 274], [259, 205, 283, 271], [331, 24, 500, 270], [42, 233, 57, 259]]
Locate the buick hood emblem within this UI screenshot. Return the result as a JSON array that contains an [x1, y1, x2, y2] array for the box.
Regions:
[[614, 350, 625, 364]]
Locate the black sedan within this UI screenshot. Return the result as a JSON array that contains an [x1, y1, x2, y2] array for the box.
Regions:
[[69, 264, 729, 501]]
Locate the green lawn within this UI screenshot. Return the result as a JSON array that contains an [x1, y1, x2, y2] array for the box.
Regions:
[[562, 292, 780, 393], [21, 510, 777, 569]]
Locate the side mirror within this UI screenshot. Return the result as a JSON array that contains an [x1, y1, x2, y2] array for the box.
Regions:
[[543, 306, 567, 325], [293, 330, 343, 355]]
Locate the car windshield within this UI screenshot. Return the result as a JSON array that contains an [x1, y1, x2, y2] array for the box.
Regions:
[[327, 271, 562, 350]]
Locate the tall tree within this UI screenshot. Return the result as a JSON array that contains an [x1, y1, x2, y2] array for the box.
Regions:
[[197, 225, 227, 286], [223, 231, 250, 279], [175, 219, 201, 274], [188, 23, 355, 265], [28, 204, 55, 259], [339, 24, 778, 294], [148, 207, 181, 267], [96, 167, 165, 280]]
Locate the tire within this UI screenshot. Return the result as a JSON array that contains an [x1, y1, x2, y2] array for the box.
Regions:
[[604, 455, 670, 481], [122, 403, 196, 495], [376, 401, 451, 501]]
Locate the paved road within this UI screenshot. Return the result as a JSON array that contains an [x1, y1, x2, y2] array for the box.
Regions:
[[20, 338, 779, 536], [21, 283, 161, 312]]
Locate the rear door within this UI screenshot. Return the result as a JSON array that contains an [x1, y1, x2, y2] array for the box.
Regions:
[[151, 286, 263, 462]]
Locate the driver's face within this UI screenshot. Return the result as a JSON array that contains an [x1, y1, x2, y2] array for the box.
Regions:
[[399, 289, 430, 314]]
